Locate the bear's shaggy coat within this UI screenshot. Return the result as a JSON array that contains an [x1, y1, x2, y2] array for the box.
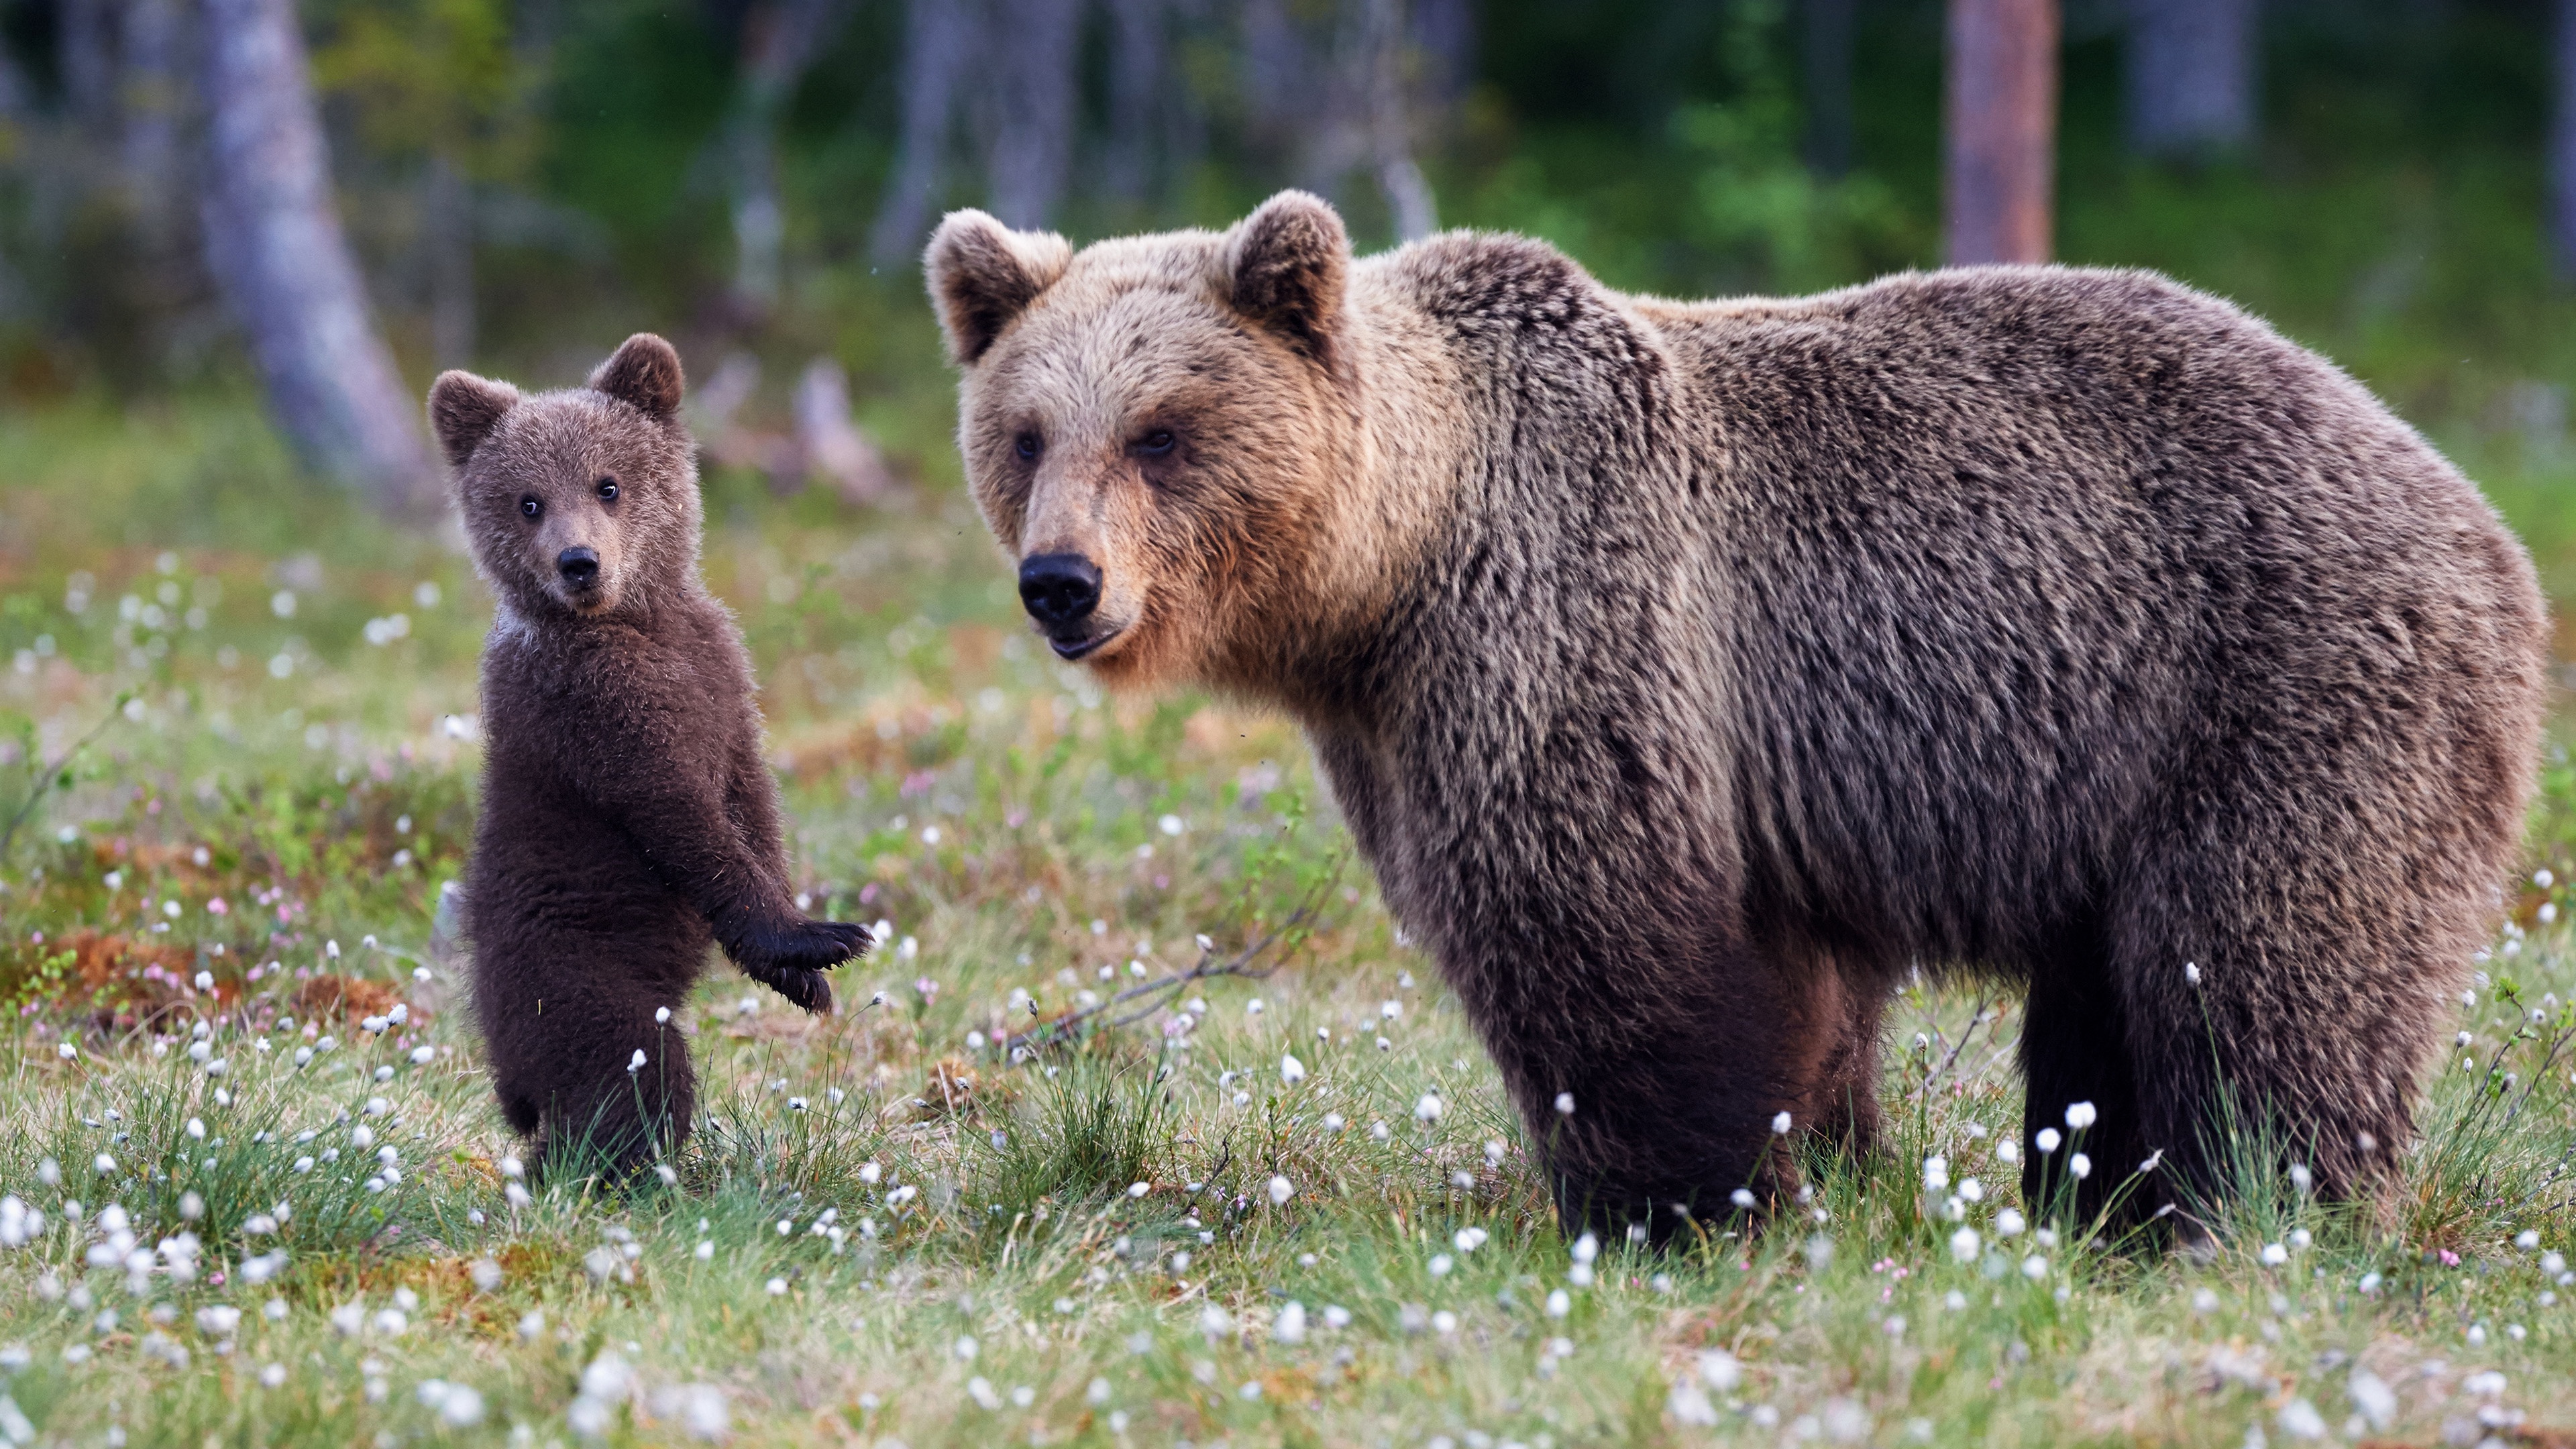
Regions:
[[431, 335, 870, 1179], [930, 193, 2549, 1238]]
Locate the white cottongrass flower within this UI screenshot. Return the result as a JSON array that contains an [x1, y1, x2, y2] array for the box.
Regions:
[[1949, 1226, 1981, 1263], [2349, 1366, 2398, 1432], [1414, 1093, 1443, 1122], [1772, 1110, 1792, 1134], [2035, 1128, 2061, 1155], [1267, 1175, 1294, 1206], [2184, 961, 2201, 985], [2069, 1152, 2092, 1180], [1923, 1155, 1949, 1191], [1273, 1302, 1307, 1344], [1554, 1092, 1576, 1114], [967, 1377, 1002, 1411], [1545, 1289, 1570, 1318], [1571, 1232, 1599, 1265], [1669, 1380, 1720, 1427], [1127, 1181, 1150, 1199], [627, 1050, 647, 1073], [1995, 1208, 2027, 1237], [655, 1006, 672, 1024], [2260, 1242, 2289, 1266], [1428, 1254, 1454, 1278], [56, 1044, 75, 1061], [2276, 1397, 2328, 1441], [1280, 1053, 1307, 1083], [953, 1335, 978, 1360], [2064, 1101, 2097, 1130], [1730, 1188, 1757, 1210], [1454, 1227, 1488, 1252], [2021, 1254, 2048, 1281]]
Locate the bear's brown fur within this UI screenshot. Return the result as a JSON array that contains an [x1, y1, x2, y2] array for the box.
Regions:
[[430, 334, 871, 1181], [930, 193, 2550, 1238]]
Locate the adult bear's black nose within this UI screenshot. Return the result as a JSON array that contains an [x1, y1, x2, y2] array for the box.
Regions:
[[558, 547, 600, 586], [1018, 553, 1101, 628]]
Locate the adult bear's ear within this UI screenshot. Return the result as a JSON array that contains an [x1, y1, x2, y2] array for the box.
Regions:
[[1224, 190, 1350, 375], [924, 209, 1073, 365], [427, 370, 521, 470], [588, 333, 686, 419]]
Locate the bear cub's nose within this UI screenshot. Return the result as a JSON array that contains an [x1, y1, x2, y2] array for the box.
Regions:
[[557, 547, 600, 587], [1018, 553, 1101, 629]]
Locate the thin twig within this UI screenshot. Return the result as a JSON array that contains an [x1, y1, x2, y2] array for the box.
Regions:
[[1913, 994, 1995, 1102], [1003, 873, 1340, 1059], [0, 695, 127, 865]]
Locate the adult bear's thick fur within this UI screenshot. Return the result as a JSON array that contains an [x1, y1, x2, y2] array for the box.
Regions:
[[929, 193, 2548, 1238], [431, 334, 871, 1181]]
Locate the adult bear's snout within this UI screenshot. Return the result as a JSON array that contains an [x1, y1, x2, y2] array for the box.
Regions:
[[1018, 553, 1102, 629]]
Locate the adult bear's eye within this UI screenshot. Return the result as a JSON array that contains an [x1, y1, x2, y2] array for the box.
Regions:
[[1135, 429, 1175, 456], [520, 496, 542, 519], [1014, 432, 1042, 461], [596, 477, 619, 502]]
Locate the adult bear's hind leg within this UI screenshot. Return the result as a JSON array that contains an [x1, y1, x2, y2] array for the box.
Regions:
[[2021, 918, 2149, 1231]]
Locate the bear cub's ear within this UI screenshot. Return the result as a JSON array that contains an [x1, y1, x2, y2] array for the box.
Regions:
[[1225, 190, 1351, 375], [924, 210, 1073, 366], [427, 370, 522, 470], [588, 333, 686, 419]]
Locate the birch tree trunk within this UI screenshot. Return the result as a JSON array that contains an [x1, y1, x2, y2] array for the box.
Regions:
[[1945, 0, 2059, 266], [868, 0, 974, 266], [2553, 0, 2576, 278], [1804, 0, 1858, 178], [2124, 0, 2258, 158], [199, 0, 435, 512]]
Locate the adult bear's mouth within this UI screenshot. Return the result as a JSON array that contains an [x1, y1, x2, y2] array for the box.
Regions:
[[1048, 627, 1119, 661]]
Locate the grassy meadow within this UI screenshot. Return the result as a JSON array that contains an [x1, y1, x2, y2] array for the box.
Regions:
[[5, 382, 2576, 1449]]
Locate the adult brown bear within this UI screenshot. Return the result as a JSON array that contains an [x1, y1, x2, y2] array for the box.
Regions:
[[928, 191, 2547, 1240]]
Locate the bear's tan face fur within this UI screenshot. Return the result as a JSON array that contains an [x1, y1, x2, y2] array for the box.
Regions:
[[429, 335, 702, 624], [929, 198, 1360, 692]]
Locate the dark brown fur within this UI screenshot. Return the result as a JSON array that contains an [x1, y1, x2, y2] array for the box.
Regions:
[[431, 335, 870, 1181], [930, 194, 2550, 1240]]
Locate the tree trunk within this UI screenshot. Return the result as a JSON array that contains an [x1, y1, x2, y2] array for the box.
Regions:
[[727, 0, 851, 315], [199, 0, 435, 511], [425, 152, 474, 369], [1366, 0, 1437, 240], [1804, 0, 1858, 178], [985, 0, 1081, 229], [1945, 0, 2059, 266], [1103, 0, 1171, 203], [2553, 0, 2576, 278], [2123, 0, 2258, 158], [868, 0, 974, 266]]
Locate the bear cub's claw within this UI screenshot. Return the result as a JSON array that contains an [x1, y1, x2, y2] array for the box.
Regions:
[[731, 918, 872, 1015]]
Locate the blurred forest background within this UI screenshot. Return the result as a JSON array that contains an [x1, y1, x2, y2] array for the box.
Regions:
[[9, 0, 2576, 590]]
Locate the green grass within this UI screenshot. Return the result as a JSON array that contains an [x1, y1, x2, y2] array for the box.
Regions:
[[3, 402, 2576, 1448]]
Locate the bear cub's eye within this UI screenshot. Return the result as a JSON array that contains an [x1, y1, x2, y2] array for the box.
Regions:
[[596, 477, 619, 502], [1014, 433, 1042, 461], [520, 496, 543, 519], [1134, 429, 1176, 456]]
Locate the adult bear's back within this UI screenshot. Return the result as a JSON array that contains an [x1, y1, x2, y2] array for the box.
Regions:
[[1660, 266, 2548, 978]]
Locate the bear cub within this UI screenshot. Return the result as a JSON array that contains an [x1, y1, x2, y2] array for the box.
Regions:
[[430, 333, 871, 1179]]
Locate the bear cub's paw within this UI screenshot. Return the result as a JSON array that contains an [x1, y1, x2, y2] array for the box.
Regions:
[[730, 918, 873, 1015]]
